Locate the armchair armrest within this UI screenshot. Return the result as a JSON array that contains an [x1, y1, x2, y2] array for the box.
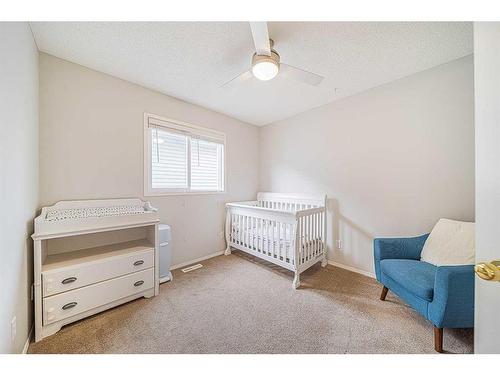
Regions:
[[428, 265, 475, 328], [373, 234, 429, 281]]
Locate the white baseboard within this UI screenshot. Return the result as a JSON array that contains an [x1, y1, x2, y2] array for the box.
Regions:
[[22, 324, 34, 354], [327, 260, 375, 279], [170, 250, 224, 271], [170, 251, 375, 279]]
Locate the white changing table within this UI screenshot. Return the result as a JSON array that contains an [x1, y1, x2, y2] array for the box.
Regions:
[[31, 198, 160, 342]]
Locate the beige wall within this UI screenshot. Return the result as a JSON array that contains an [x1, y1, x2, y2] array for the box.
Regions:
[[259, 55, 475, 275], [0, 23, 39, 353], [39, 53, 259, 267]]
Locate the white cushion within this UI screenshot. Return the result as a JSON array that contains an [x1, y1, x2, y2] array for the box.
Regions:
[[420, 218, 475, 266]]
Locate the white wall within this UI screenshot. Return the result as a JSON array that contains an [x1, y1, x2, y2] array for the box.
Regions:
[[259, 55, 475, 275], [0, 23, 39, 353], [473, 22, 500, 354], [39, 53, 259, 267]]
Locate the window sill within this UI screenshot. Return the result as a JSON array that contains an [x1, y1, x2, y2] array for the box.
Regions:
[[144, 190, 227, 197]]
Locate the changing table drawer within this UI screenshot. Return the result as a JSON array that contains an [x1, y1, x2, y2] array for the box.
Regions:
[[43, 248, 154, 296], [43, 268, 154, 325]]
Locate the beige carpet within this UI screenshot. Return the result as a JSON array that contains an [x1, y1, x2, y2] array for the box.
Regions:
[[28, 251, 473, 354]]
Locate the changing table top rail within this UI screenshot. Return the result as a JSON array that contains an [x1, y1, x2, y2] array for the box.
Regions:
[[32, 198, 159, 240]]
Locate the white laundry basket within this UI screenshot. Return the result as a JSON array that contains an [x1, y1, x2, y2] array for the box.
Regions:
[[159, 224, 173, 283]]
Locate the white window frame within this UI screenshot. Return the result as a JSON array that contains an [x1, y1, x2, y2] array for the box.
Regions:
[[144, 113, 226, 196]]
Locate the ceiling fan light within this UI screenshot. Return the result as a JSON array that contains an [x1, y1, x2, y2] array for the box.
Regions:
[[252, 60, 279, 81], [251, 52, 280, 81]]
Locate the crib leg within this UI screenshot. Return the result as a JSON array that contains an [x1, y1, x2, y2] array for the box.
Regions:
[[224, 212, 231, 256], [292, 272, 300, 289], [321, 254, 327, 267]]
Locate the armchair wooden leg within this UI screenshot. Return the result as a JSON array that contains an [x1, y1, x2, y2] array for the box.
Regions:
[[434, 326, 443, 353], [380, 286, 389, 301]]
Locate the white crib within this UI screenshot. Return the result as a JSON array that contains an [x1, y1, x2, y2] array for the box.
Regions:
[[225, 192, 327, 289]]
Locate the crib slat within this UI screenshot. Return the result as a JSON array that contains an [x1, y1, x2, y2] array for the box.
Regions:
[[322, 212, 325, 253], [240, 214, 244, 246], [308, 214, 312, 260], [251, 216, 255, 250], [260, 217, 263, 252], [313, 214, 316, 257], [241, 215, 244, 247], [271, 220, 275, 257], [278, 222, 282, 261], [241, 215, 245, 247], [266, 219, 269, 255], [301, 217, 305, 264], [298, 217, 302, 263], [302, 216, 306, 262], [253, 217, 257, 252], [234, 213, 237, 245], [317, 213, 320, 256], [262, 218, 266, 254], [285, 222, 288, 263], [319, 213, 322, 255], [260, 218, 264, 253], [314, 214, 318, 256], [307, 214, 311, 261], [295, 217, 304, 266], [304, 215, 308, 261], [241, 215, 245, 246], [245, 215, 250, 247], [319, 213, 322, 254], [248, 215, 252, 250], [248, 215, 252, 249], [264, 219, 268, 255], [285, 223, 289, 262], [236, 214, 239, 245], [313, 213, 317, 257], [320, 212, 323, 254], [263, 218, 266, 254], [270, 220, 274, 258], [255, 218, 259, 252], [311, 214, 316, 259]]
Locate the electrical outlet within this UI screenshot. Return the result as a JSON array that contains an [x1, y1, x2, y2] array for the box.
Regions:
[[336, 240, 343, 249], [11, 316, 16, 343]]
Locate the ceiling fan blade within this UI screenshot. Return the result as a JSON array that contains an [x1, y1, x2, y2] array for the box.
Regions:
[[280, 63, 324, 86], [219, 70, 253, 88], [249, 22, 271, 56]]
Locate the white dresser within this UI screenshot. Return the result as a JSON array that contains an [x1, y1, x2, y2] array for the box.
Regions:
[[32, 198, 160, 342]]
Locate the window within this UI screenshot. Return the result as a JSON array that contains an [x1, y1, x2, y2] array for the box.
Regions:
[[144, 114, 225, 195]]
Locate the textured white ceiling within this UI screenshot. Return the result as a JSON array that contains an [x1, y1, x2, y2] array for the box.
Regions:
[[30, 22, 473, 126]]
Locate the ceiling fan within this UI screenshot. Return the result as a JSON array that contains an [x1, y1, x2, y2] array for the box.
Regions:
[[221, 22, 324, 88]]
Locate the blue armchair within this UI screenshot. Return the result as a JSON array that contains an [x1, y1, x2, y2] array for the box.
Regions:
[[374, 234, 474, 352]]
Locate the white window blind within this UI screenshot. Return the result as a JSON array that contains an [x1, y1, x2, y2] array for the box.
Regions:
[[190, 138, 224, 191], [146, 115, 225, 194], [151, 128, 188, 190]]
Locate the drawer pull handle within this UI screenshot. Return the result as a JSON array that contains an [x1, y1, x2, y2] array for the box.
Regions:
[[134, 280, 144, 287], [62, 302, 78, 310], [62, 277, 77, 284], [133, 260, 144, 266]]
